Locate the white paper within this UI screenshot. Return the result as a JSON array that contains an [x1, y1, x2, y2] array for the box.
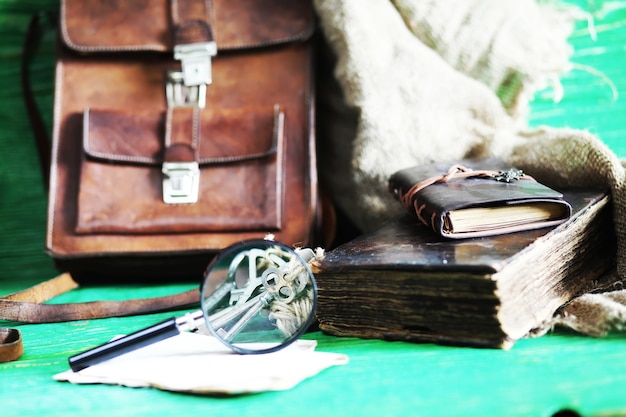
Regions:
[[54, 333, 348, 395]]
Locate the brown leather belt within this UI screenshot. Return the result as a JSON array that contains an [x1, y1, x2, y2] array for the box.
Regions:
[[0, 273, 199, 363]]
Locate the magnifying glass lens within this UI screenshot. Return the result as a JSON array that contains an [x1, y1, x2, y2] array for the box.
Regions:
[[68, 239, 317, 372], [201, 240, 317, 354]]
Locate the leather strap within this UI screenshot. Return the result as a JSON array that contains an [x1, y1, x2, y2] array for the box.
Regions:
[[164, 107, 199, 162], [0, 329, 23, 363], [0, 273, 200, 362], [170, 0, 214, 45], [399, 164, 535, 209], [0, 273, 199, 324], [21, 12, 55, 191]]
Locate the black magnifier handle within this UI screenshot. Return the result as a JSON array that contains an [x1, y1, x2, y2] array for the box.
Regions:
[[68, 311, 204, 372]]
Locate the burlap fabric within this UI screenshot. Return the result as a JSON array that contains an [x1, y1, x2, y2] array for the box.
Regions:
[[313, 0, 626, 338]]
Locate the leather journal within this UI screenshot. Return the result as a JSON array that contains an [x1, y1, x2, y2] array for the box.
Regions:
[[388, 159, 572, 238]]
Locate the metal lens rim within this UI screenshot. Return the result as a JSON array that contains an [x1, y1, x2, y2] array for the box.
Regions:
[[200, 239, 318, 355]]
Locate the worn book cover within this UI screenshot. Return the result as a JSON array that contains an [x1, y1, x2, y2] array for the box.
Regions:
[[311, 189, 615, 348], [388, 159, 572, 238]]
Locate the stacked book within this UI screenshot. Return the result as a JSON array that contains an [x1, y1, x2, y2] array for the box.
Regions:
[[312, 159, 616, 348]]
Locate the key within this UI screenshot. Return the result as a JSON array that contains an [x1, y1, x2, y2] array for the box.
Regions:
[[227, 248, 267, 306], [211, 245, 314, 343], [217, 292, 273, 342], [209, 291, 265, 330], [262, 268, 296, 303]]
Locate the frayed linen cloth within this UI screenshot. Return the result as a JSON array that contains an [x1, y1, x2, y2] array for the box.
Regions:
[[314, 0, 626, 339]]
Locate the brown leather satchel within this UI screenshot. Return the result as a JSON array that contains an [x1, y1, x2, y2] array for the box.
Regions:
[[46, 0, 322, 281]]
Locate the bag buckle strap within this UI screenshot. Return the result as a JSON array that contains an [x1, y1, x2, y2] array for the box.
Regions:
[[162, 161, 200, 204], [162, 108, 200, 204], [173, 41, 217, 87], [166, 71, 207, 109]]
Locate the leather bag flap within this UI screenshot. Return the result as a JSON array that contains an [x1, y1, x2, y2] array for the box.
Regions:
[[83, 106, 279, 166], [60, 0, 315, 53]]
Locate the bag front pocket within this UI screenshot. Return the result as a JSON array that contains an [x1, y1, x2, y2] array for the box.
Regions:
[[76, 105, 284, 235]]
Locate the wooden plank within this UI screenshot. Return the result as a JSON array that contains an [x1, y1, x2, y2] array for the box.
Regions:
[[2, 0, 626, 416]]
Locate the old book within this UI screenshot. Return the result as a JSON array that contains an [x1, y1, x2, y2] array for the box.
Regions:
[[388, 159, 572, 238], [311, 189, 615, 348]]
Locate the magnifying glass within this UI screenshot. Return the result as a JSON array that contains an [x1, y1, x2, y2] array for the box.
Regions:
[[68, 239, 318, 372]]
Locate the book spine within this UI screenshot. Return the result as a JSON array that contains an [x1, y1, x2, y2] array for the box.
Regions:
[[389, 177, 441, 234], [409, 193, 440, 233]]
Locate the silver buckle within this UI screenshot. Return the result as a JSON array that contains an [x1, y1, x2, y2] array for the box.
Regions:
[[166, 71, 206, 108], [162, 162, 200, 204], [173, 41, 217, 86]]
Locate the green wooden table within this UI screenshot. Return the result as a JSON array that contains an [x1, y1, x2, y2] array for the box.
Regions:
[[2, 1, 626, 416]]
